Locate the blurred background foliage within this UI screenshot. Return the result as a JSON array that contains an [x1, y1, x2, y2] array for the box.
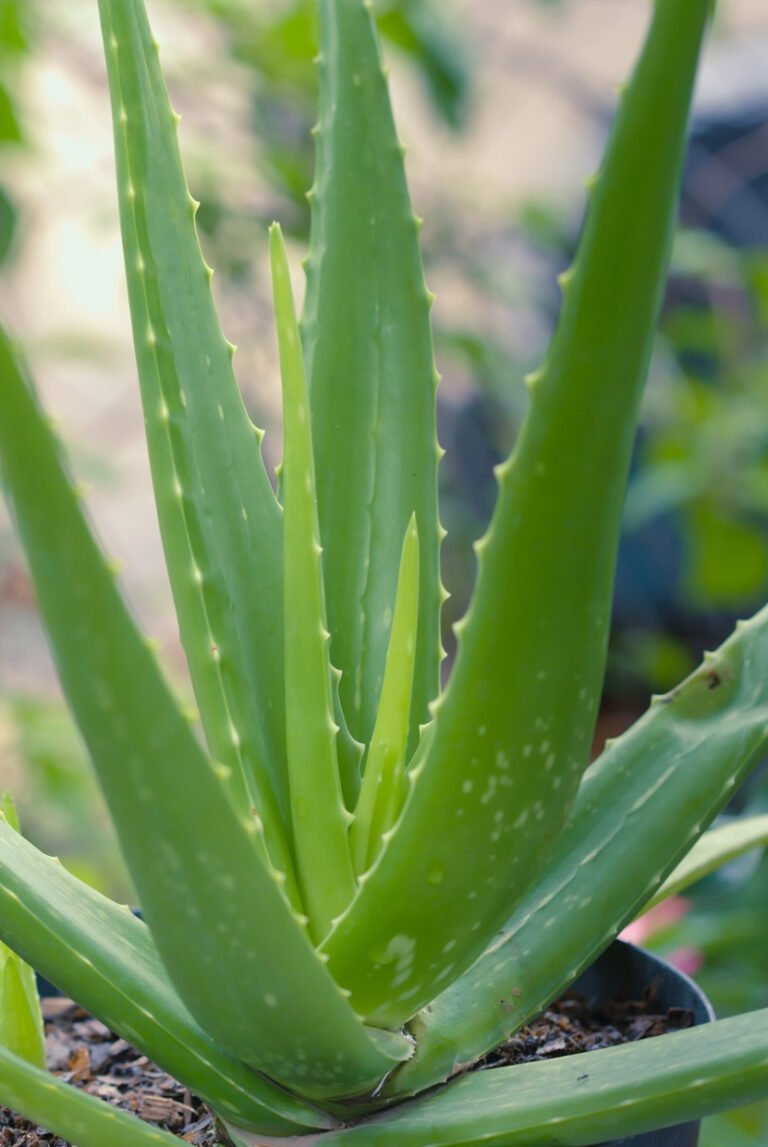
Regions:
[[0, 1, 766, 1142], [0, 0, 29, 269]]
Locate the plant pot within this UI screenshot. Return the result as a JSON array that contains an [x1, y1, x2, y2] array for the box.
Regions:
[[31, 939, 714, 1147], [570, 940, 715, 1147]]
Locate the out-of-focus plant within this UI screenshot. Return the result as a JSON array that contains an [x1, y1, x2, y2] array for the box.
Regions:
[[0, 0, 30, 268], [634, 813, 768, 1147], [629, 239, 768, 606], [182, 0, 469, 260], [441, 214, 768, 702], [0, 696, 132, 899]]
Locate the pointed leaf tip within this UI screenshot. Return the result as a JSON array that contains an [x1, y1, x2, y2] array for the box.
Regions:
[[0, 794, 20, 834]]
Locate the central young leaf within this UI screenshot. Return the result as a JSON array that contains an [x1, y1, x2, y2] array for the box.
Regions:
[[303, 0, 443, 757]]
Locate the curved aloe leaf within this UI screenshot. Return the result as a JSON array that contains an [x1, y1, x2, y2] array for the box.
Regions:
[[394, 606, 768, 1096], [0, 328, 409, 1098], [642, 814, 768, 912], [98, 0, 295, 890], [0, 816, 330, 1132], [272, 224, 356, 941], [229, 1011, 768, 1147], [0, 1043, 181, 1147], [303, 0, 443, 759], [323, 0, 710, 1027]]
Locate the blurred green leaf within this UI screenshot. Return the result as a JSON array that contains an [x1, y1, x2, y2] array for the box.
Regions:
[[0, 83, 21, 145], [687, 506, 768, 606], [702, 1103, 768, 1147], [0, 184, 17, 266], [645, 816, 768, 911], [1, 696, 132, 900], [0, 0, 28, 57], [378, 2, 469, 129]]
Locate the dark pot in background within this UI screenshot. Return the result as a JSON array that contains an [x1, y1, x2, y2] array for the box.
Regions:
[[574, 940, 715, 1147]]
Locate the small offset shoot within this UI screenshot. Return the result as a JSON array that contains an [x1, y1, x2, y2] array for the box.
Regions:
[[1, 0, 767, 1145], [350, 513, 421, 877], [0, 796, 45, 1072]]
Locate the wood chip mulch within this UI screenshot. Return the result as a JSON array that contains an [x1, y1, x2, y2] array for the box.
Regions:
[[0, 982, 695, 1144], [477, 980, 695, 1069], [0, 997, 220, 1146]]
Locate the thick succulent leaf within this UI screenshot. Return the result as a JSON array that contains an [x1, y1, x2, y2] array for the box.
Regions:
[[230, 1011, 768, 1147], [303, 0, 442, 756], [394, 608, 768, 1097], [0, 957, 45, 1071], [0, 329, 410, 1098], [323, 0, 710, 1026], [272, 224, 356, 941], [0, 817, 330, 1132], [351, 515, 420, 876], [0, 1043, 181, 1147], [0, 797, 45, 1071], [642, 814, 768, 913], [98, 0, 295, 888]]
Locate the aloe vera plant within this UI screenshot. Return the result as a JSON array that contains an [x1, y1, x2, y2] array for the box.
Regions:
[[1, 0, 768, 1143]]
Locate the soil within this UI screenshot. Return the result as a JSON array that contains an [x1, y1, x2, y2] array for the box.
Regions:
[[476, 980, 695, 1069], [0, 982, 694, 1145], [0, 998, 218, 1146]]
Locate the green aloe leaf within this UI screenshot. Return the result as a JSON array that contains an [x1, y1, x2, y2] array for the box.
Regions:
[[323, 0, 710, 1027], [0, 1043, 182, 1147], [0, 795, 45, 1071], [303, 0, 443, 760], [0, 328, 410, 1099], [235, 1011, 768, 1147], [98, 0, 295, 890], [351, 515, 420, 876], [0, 957, 45, 1071], [0, 815, 329, 1132], [395, 607, 768, 1097], [642, 813, 768, 912], [271, 223, 356, 942]]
